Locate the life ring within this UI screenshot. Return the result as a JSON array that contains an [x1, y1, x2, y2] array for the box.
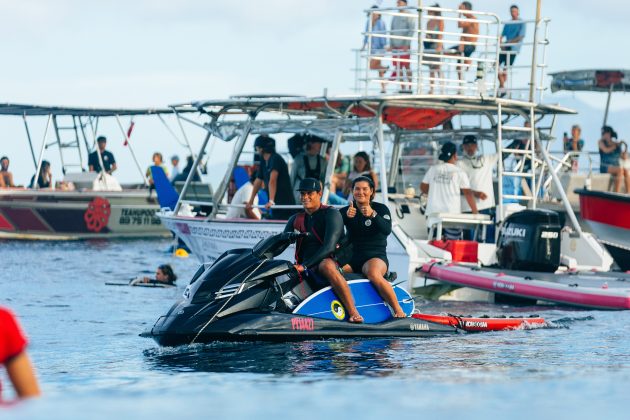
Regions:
[[84, 197, 111, 232]]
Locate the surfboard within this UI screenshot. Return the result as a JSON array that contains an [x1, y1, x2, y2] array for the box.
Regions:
[[105, 280, 175, 288], [292, 279, 414, 323]]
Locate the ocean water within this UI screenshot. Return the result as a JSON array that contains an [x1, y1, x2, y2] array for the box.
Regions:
[[1, 239, 630, 419]]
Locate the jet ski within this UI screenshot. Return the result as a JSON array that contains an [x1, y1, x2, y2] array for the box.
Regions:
[[142, 232, 459, 346]]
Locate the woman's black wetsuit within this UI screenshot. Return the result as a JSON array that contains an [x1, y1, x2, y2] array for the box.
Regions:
[[340, 201, 392, 273], [284, 205, 344, 269]]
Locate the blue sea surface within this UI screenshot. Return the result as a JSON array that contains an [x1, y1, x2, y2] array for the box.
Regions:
[[1, 239, 630, 419]]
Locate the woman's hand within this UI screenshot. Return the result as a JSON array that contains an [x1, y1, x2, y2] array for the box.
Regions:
[[346, 201, 357, 218], [359, 203, 374, 217]]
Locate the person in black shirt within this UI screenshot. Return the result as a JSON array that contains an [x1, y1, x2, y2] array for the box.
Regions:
[[30, 160, 52, 189], [284, 178, 364, 323], [88, 136, 117, 174], [247, 135, 296, 220], [340, 176, 405, 317]]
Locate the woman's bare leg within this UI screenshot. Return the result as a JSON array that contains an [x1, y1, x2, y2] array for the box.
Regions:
[[363, 258, 405, 317]]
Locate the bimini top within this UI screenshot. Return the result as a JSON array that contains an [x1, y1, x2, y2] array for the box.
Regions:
[[550, 70, 630, 93], [0, 103, 187, 117], [172, 94, 575, 132]]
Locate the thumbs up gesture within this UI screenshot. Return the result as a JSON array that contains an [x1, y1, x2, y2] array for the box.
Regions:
[[346, 201, 357, 218]]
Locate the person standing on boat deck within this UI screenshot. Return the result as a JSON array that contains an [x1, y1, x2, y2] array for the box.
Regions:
[[340, 176, 405, 318], [362, 6, 388, 93], [457, 135, 498, 240], [0, 156, 15, 187], [447, 2, 479, 83], [30, 160, 52, 189], [389, 0, 414, 92], [563, 125, 585, 171], [284, 178, 364, 323], [498, 5, 526, 97], [0, 306, 41, 402], [290, 135, 327, 202], [169, 155, 181, 182], [88, 136, 117, 174], [247, 135, 296, 220], [423, 4, 444, 94], [599, 126, 630, 193], [421, 142, 478, 239]]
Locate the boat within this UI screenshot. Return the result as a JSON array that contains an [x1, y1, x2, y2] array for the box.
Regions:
[[549, 70, 630, 270], [143, 232, 546, 346], [0, 103, 196, 239], [156, 4, 615, 306], [575, 188, 630, 271], [421, 262, 630, 310]]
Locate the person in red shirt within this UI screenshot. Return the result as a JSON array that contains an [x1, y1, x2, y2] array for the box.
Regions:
[[1, 307, 40, 402]]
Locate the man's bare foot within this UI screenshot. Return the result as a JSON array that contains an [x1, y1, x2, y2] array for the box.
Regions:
[[393, 312, 406, 318], [349, 313, 364, 323]]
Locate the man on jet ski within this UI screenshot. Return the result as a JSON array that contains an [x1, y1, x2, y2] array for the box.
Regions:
[[284, 178, 364, 323]]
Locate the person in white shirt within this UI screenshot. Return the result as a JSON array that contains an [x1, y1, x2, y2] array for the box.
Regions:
[[421, 141, 477, 239], [226, 172, 262, 220], [170, 155, 181, 182], [457, 135, 498, 212]]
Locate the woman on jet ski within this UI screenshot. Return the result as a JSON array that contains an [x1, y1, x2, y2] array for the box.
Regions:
[[340, 176, 405, 318]]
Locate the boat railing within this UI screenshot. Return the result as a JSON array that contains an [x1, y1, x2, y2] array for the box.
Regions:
[[355, 4, 550, 101]]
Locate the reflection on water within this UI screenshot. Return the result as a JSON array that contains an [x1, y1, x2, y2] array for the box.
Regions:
[[144, 339, 406, 377]]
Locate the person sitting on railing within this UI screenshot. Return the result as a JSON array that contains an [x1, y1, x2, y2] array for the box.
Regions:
[[599, 126, 630, 193], [29, 160, 52, 189], [362, 5, 388, 93], [344, 151, 379, 196], [340, 176, 405, 318], [0, 156, 15, 188], [247, 135, 296, 220], [388, 0, 415, 93], [447, 2, 479, 83], [227, 168, 262, 220], [498, 5, 526, 97], [88, 136, 117, 174], [290, 135, 327, 202], [285, 178, 364, 323], [421, 141, 478, 240], [423, 4, 444, 94]]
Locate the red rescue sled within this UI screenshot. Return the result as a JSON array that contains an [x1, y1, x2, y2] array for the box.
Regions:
[[411, 313, 546, 332]]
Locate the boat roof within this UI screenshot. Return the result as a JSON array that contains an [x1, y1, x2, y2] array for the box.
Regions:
[[550, 70, 630, 93], [0, 103, 189, 117], [172, 94, 575, 130]]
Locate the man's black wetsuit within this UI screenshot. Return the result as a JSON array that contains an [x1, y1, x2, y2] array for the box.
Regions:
[[340, 201, 392, 273], [284, 205, 344, 269]]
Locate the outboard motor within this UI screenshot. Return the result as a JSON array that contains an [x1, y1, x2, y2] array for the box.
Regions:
[[496, 209, 561, 272]]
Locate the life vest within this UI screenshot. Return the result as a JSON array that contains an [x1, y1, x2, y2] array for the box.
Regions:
[[293, 205, 329, 263]]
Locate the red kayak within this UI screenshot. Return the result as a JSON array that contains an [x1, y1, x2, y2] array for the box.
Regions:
[[411, 313, 546, 332]]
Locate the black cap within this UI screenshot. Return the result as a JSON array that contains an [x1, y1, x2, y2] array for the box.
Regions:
[[97, 135, 107, 143], [462, 135, 477, 145], [438, 141, 457, 162], [296, 177, 322, 192]]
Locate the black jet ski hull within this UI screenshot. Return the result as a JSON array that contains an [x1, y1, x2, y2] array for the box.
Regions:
[[143, 312, 459, 346]]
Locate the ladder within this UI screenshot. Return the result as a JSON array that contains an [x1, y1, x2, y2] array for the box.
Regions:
[[496, 103, 538, 222], [51, 115, 87, 175]]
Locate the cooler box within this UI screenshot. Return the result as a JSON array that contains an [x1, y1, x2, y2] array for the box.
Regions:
[[429, 240, 478, 263]]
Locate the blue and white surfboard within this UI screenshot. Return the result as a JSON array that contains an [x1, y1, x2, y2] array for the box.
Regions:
[[292, 279, 414, 323]]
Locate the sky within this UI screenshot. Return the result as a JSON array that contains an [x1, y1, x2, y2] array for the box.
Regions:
[[1, 0, 629, 185]]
